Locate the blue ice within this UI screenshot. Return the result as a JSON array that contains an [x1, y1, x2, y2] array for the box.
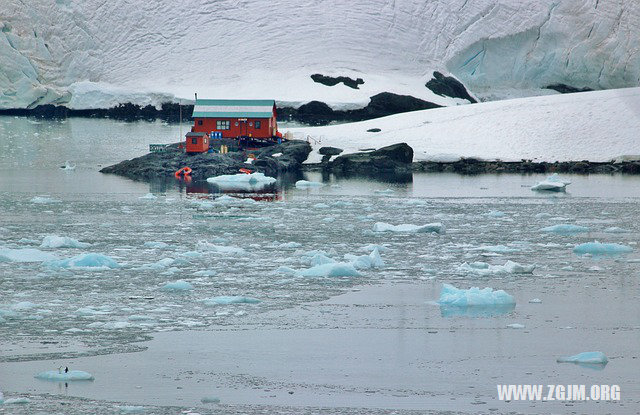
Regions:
[[557, 351, 608, 365], [540, 224, 590, 234], [573, 242, 633, 256], [35, 370, 94, 381], [438, 283, 516, 307], [45, 253, 120, 269], [161, 280, 194, 291], [202, 296, 261, 305]]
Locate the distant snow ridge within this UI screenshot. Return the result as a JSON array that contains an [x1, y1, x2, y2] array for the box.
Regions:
[[2, 0, 639, 108]]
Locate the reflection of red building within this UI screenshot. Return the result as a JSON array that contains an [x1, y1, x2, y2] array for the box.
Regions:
[[191, 99, 279, 141], [185, 132, 209, 153]]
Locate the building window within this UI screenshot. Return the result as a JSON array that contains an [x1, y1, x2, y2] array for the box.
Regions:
[[197, 120, 203, 126], [255, 121, 261, 129], [191, 138, 197, 144], [216, 120, 230, 130]]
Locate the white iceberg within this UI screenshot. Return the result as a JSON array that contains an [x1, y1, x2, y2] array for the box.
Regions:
[[2, 397, 30, 405], [207, 172, 276, 191], [539, 224, 590, 234], [45, 253, 120, 269], [197, 242, 246, 255], [531, 173, 571, 192], [573, 241, 633, 255], [295, 180, 323, 188], [0, 247, 58, 262], [202, 296, 261, 305], [438, 283, 516, 307], [557, 351, 608, 365], [41, 235, 91, 249], [161, 280, 194, 291], [459, 260, 535, 275], [35, 370, 94, 381], [344, 247, 384, 269], [507, 323, 525, 329], [193, 270, 217, 277], [373, 222, 445, 234], [61, 161, 76, 171], [138, 193, 157, 200], [31, 196, 61, 204]]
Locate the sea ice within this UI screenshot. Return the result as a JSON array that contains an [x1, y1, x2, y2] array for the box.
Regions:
[[298, 262, 362, 277], [344, 247, 384, 269], [193, 270, 217, 277], [295, 180, 323, 188], [30, 196, 61, 204], [207, 172, 276, 191], [531, 174, 571, 191], [279, 242, 301, 249], [35, 370, 94, 381], [197, 242, 245, 255], [41, 235, 90, 249], [45, 253, 120, 269], [0, 247, 58, 262], [161, 280, 194, 291], [529, 298, 543, 303], [603, 226, 629, 233], [459, 260, 535, 275], [557, 351, 608, 365], [540, 224, 590, 234], [573, 242, 633, 255], [117, 406, 146, 413], [202, 296, 261, 305], [138, 193, 157, 200], [373, 222, 445, 234], [438, 283, 516, 307], [507, 323, 525, 329], [1, 397, 30, 405], [143, 241, 168, 249], [472, 245, 520, 254]]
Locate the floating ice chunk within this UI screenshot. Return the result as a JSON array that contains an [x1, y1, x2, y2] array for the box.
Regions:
[[507, 323, 525, 329], [31, 196, 61, 204], [486, 210, 506, 217], [373, 222, 445, 234], [62, 161, 76, 171], [46, 253, 120, 269], [540, 224, 590, 234], [197, 242, 246, 255], [2, 397, 30, 405], [557, 351, 608, 365], [117, 406, 146, 413], [275, 266, 296, 275], [180, 251, 202, 258], [529, 298, 543, 304], [279, 242, 301, 249], [344, 247, 384, 269], [472, 245, 520, 254], [161, 280, 194, 291], [143, 241, 168, 249], [202, 296, 261, 305], [207, 172, 276, 191], [295, 180, 323, 188], [603, 226, 629, 233], [193, 270, 217, 277], [438, 283, 515, 307], [0, 247, 58, 262], [201, 396, 221, 403], [298, 262, 361, 277], [313, 203, 329, 209], [308, 253, 335, 266], [35, 370, 94, 381], [360, 243, 388, 252], [103, 321, 132, 329], [535, 212, 552, 219], [573, 242, 633, 256], [374, 189, 395, 195], [12, 301, 37, 311], [502, 261, 535, 274], [41, 235, 90, 249], [531, 174, 570, 192], [139, 193, 157, 200]]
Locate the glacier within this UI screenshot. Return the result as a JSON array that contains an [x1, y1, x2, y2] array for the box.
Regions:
[[2, 0, 640, 109]]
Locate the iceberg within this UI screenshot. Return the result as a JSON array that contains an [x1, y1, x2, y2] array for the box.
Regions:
[[143, 241, 169, 249], [373, 222, 445, 234], [117, 406, 146, 413], [202, 296, 261, 305], [438, 283, 516, 307], [507, 323, 525, 329], [603, 226, 629, 233], [30, 196, 61, 204], [197, 242, 246, 255], [45, 253, 120, 269], [298, 262, 362, 278], [472, 245, 520, 253], [573, 242, 633, 256], [41, 235, 91, 249], [539, 224, 590, 234], [35, 370, 95, 381], [295, 180, 323, 188], [0, 247, 58, 262], [531, 174, 571, 192], [557, 351, 608, 365], [459, 260, 535, 275], [2, 397, 30, 405], [161, 280, 194, 291], [207, 172, 276, 191], [193, 270, 217, 277], [138, 193, 157, 200], [344, 247, 385, 269]]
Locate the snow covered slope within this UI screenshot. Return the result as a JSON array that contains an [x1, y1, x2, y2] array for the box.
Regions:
[[294, 87, 640, 163], [1, 0, 639, 109]]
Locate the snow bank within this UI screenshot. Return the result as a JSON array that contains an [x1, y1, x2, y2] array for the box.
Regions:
[[45, 253, 120, 269], [373, 222, 444, 234], [202, 296, 261, 305], [539, 224, 590, 234], [557, 351, 608, 365], [35, 370, 94, 381], [0, 247, 58, 262], [438, 283, 515, 307], [40, 235, 90, 249], [161, 280, 194, 291], [573, 242, 633, 256]]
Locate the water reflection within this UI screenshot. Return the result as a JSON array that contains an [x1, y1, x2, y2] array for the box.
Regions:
[[439, 304, 516, 318]]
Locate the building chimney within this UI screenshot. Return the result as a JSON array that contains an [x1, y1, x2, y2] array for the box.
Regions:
[[194, 92, 198, 101]]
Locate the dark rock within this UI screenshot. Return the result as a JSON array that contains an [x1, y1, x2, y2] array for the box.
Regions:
[[367, 128, 381, 132], [328, 143, 413, 173], [425, 71, 477, 103], [100, 140, 311, 181], [318, 146, 343, 156], [311, 74, 364, 89], [545, 84, 594, 94]]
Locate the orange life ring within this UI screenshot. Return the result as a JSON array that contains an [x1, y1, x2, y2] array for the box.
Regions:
[[174, 167, 192, 177]]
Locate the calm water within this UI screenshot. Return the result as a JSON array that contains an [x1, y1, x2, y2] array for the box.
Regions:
[[1, 116, 640, 414]]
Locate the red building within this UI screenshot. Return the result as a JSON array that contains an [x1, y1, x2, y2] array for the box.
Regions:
[[191, 99, 279, 140], [185, 131, 209, 153]]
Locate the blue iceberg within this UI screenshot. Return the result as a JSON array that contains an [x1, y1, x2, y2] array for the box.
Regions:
[[161, 280, 194, 291], [557, 351, 608, 369], [438, 283, 516, 317], [202, 296, 261, 305], [45, 253, 120, 269], [540, 224, 590, 234], [35, 370, 94, 381], [573, 242, 632, 256]]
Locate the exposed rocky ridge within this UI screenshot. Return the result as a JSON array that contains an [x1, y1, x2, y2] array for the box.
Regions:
[[544, 84, 595, 94], [425, 71, 477, 103], [100, 140, 311, 181], [326, 143, 414, 174], [310, 74, 365, 89]]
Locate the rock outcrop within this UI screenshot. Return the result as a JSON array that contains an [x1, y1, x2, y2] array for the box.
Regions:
[[328, 143, 413, 174]]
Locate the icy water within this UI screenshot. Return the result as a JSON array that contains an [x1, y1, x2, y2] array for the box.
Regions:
[[1, 116, 640, 414]]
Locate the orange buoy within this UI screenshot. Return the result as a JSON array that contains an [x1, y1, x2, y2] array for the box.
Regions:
[[174, 167, 192, 178], [239, 168, 252, 174]]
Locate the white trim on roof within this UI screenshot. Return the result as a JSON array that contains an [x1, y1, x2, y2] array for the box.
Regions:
[[194, 105, 273, 113]]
